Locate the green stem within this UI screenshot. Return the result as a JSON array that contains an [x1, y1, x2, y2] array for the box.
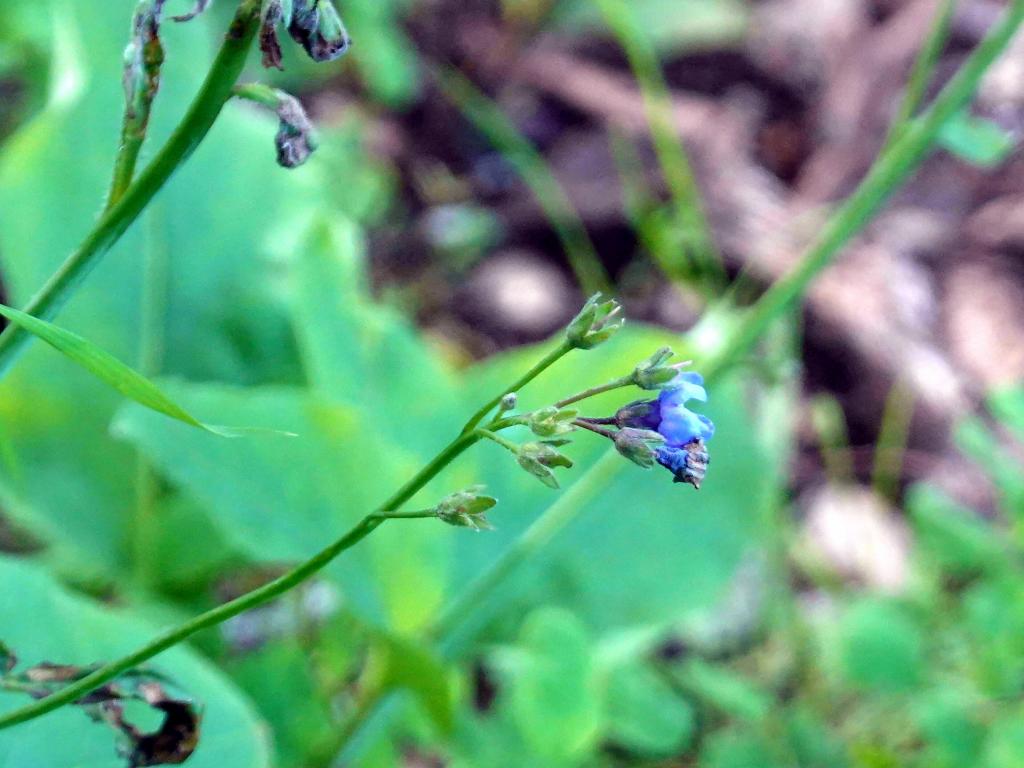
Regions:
[[473, 428, 520, 454], [0, 0, 262, 377], [703, 0, 1024, 381], [0, 433, 482, 731], [880, 0, 956, 156], [460, 339, 573, 435], [0, 515, 385, 730], [554, 374, 632, 408], [595, 0, 724, 292]]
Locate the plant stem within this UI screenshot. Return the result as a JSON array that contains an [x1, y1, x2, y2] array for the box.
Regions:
[[595, 0, 724, 293], [473, 428, 520, 454], [703, 0, 1024, 381], [460, 339, 573, 435], [879, 0, 956, 155], [0, 515, 385, 729], [573, 419, 617, 439], [0, 0, 262, 377], [554, 374, 633, 408]]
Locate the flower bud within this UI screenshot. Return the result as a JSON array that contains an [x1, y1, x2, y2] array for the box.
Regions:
[[614, 399, 660, 430], [566, 294, 624, 350], [499, 392, 518, 412], [234, 84, 317, 167], [632, 346, 679, 390], [613, 428, 665, 468], [288, 0, 351, 63], [527, 406, 578, 437], [435, 486, 497, 531], [517, 441, 573, 489]]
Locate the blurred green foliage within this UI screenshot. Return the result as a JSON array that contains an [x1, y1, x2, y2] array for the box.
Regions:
[[1, 2, 1023, 768]]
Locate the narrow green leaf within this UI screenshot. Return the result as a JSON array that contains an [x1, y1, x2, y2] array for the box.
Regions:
[[938, 109, 1016, 168], [0, 304, 288, 438]]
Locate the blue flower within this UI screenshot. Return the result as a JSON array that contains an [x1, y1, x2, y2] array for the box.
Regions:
[[613, 369, 714, 487], [655, 371, 715, 447]]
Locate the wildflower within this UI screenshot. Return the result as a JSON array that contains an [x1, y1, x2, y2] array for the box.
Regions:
[[616, 370, 714, 488], [518, 441, 573, 489]]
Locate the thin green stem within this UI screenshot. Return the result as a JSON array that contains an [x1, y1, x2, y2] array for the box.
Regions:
[[460, 339, 573, 435], [0, 514, 384, 729], [331, 9, 1024, 754], [434, 65, 612, 296], [474, 428, 520, 454], [0, 426, 482, 731], [554, 374, 632, 408], [0, 0, 262, 377], [880, 0, 956, 156], [595, 0, 724, 293], [703, 0, 1024, 381]]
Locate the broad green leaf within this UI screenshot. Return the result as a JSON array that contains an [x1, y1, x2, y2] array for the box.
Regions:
[[983, 709, 1024, 768], [0, 555, 271, 768], [701, 728, 785, 768], [229, 640, 340, 768], [0, 303, 280, 437], [114, 382, 451, 634], [963, 580, 1024, 698], [602, 661, 695, 755], [503, 608, 601, 761], [837, 599, 924, 692], [675, 658, 771, 722], [908, 484, 1008, 576], [913, 688, 985, 768], [367, 631, 455, 734]]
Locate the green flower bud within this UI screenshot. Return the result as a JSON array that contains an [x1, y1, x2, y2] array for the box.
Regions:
[[527, 406, 578, 437], [435, 486, 497, 531], [613, 428, 665, 468], [566, 294, 624, 350], [632, 346, 679, 390], [517, 441, 573, 489]]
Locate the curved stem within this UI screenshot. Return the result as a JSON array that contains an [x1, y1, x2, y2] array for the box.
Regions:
[[704, 0, 1024, 381], [460, 339, 573, 435], [0, 382, 491, 730], [0, 514, 382, 729], [0, 0, 262, 377]]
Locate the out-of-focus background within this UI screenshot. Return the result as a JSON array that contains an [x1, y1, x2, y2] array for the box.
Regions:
[[3, 0, 1024, 766]]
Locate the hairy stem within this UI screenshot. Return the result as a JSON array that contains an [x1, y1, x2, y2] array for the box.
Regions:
[[0, 0, 262, 377]]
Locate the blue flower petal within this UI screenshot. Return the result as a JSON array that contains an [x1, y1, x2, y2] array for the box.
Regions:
[[657, 407, 715, 446], [659, 370, 707, 404]]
